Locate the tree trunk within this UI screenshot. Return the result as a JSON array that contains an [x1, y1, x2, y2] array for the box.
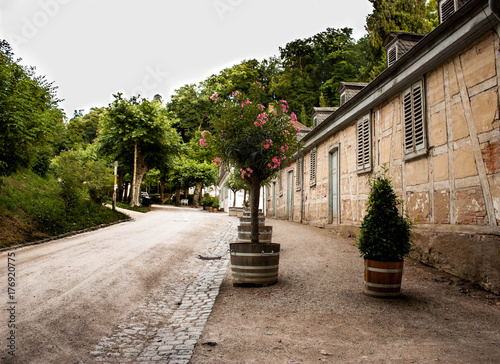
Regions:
[[175, 181, 181, 206], [117, 170, 124, 202], [160, 177, 166, 204], [130, 142, 138, 206], [131, 152, 148, 207], [193, 181, 202, 207], [250, 175, 261, 243], [233, 189, 237, 207], [243, 189, 247, 207]]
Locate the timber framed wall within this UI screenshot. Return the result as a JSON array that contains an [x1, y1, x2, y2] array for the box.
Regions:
[[268, 0, 500, 293]]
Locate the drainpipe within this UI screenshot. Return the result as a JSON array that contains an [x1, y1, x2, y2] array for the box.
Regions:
[[491, 0, 500, 21], [299, 154, 304, 224]]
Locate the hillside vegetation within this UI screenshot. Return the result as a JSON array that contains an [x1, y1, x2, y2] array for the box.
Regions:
[[0, 170, 128, 249]]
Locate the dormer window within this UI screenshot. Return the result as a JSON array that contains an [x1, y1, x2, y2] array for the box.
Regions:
[[383, 32, 425, 69], [336, 82, 367, 107], [438, 0, 469, 24], [311, 107, 337, 128], [439, 0, 457, 23]]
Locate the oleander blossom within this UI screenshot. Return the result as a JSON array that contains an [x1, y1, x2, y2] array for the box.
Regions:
[[241, 99, 251, 108], [210, 93, 218, 101], [280, 100, 289, 113], [240, 167, 254, 179], [255, 113, 268, 128], [214, 157, 222, 167]]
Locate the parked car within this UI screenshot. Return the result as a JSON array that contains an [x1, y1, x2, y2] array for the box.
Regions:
[[140, 191, 151, 206]]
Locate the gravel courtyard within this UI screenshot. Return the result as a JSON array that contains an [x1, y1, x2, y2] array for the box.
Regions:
[[191, 217, 500, 364]]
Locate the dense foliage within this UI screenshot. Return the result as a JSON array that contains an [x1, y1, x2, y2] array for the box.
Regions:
[[0, 170, 127, 248], [97, 94, 181, 206], [0, 40, 64, 177], [357, 168, 413, 262]]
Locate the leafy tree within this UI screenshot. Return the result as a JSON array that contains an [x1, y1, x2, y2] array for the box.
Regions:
[[51, 147, 113, 208], [205, 83, 301, 242], [98, 94, 181, 206], [361, 0, 438, 80], [224, 168, 247, 207], [272, 28, 361, 125], [65, 107, 104, 150], [0, 40, 64, 177], [167, 84, 211, 142]]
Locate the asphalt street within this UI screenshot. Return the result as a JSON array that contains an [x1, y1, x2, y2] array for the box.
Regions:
[[0, 205, 234, 364]]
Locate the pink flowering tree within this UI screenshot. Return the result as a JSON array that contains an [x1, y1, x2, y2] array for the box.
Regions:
[[203, 82, 301, 243]]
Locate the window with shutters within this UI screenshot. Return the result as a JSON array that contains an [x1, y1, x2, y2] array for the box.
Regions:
[[387, 45, 397, 67], [356, 114, 371, 174], [403, 80, 427, 159], [295, 157, 302, 191], [310, 147, 317, 187]]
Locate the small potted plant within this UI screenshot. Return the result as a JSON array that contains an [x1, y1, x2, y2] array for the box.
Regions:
[[357, 166, 413, 297], [212, 197, 219, 213]]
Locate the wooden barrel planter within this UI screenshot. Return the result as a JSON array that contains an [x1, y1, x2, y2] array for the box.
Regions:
[[237, 225, 272, 243], [230, 242, 280, 287], [364, 259, 404, 298], [242, 212, 264, 218], [239, 216, 265, 226]]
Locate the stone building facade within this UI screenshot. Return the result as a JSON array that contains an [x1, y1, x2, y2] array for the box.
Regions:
[[267, 0, 500, 294]]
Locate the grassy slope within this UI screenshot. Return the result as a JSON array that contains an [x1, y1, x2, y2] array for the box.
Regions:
[[0, 170, 129, 249]]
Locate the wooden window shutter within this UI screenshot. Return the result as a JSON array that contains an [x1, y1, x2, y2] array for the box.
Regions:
[[439, 0, 456, 23], [387, 45, 397, 67], [356, 114, 371, 173], [403, 81, 426, 156], [340, 93, 346, 106], [310, 148, 317, 186]]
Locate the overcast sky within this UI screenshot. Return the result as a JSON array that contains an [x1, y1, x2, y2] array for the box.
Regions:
[[0, 0, 373, 118]]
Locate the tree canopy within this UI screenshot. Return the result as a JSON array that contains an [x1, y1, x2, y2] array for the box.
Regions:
[[97, 94, 181, 206], [0, 40, 64, 177]]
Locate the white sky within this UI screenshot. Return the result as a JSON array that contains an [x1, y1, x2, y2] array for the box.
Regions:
[[0, 0, 373, 118]]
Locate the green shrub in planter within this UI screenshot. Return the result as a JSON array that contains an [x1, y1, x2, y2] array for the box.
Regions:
[[357, 167, 413, 262], [201, 196, 213, 207]]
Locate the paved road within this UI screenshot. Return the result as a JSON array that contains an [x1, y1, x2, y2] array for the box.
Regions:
[[0, 205, 236, 364]]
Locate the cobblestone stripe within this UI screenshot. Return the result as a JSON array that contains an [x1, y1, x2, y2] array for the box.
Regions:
[[91, 218, 237, 363]]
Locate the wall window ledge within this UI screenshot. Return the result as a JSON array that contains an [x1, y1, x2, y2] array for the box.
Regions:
[[403, 148, 428, 162]]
